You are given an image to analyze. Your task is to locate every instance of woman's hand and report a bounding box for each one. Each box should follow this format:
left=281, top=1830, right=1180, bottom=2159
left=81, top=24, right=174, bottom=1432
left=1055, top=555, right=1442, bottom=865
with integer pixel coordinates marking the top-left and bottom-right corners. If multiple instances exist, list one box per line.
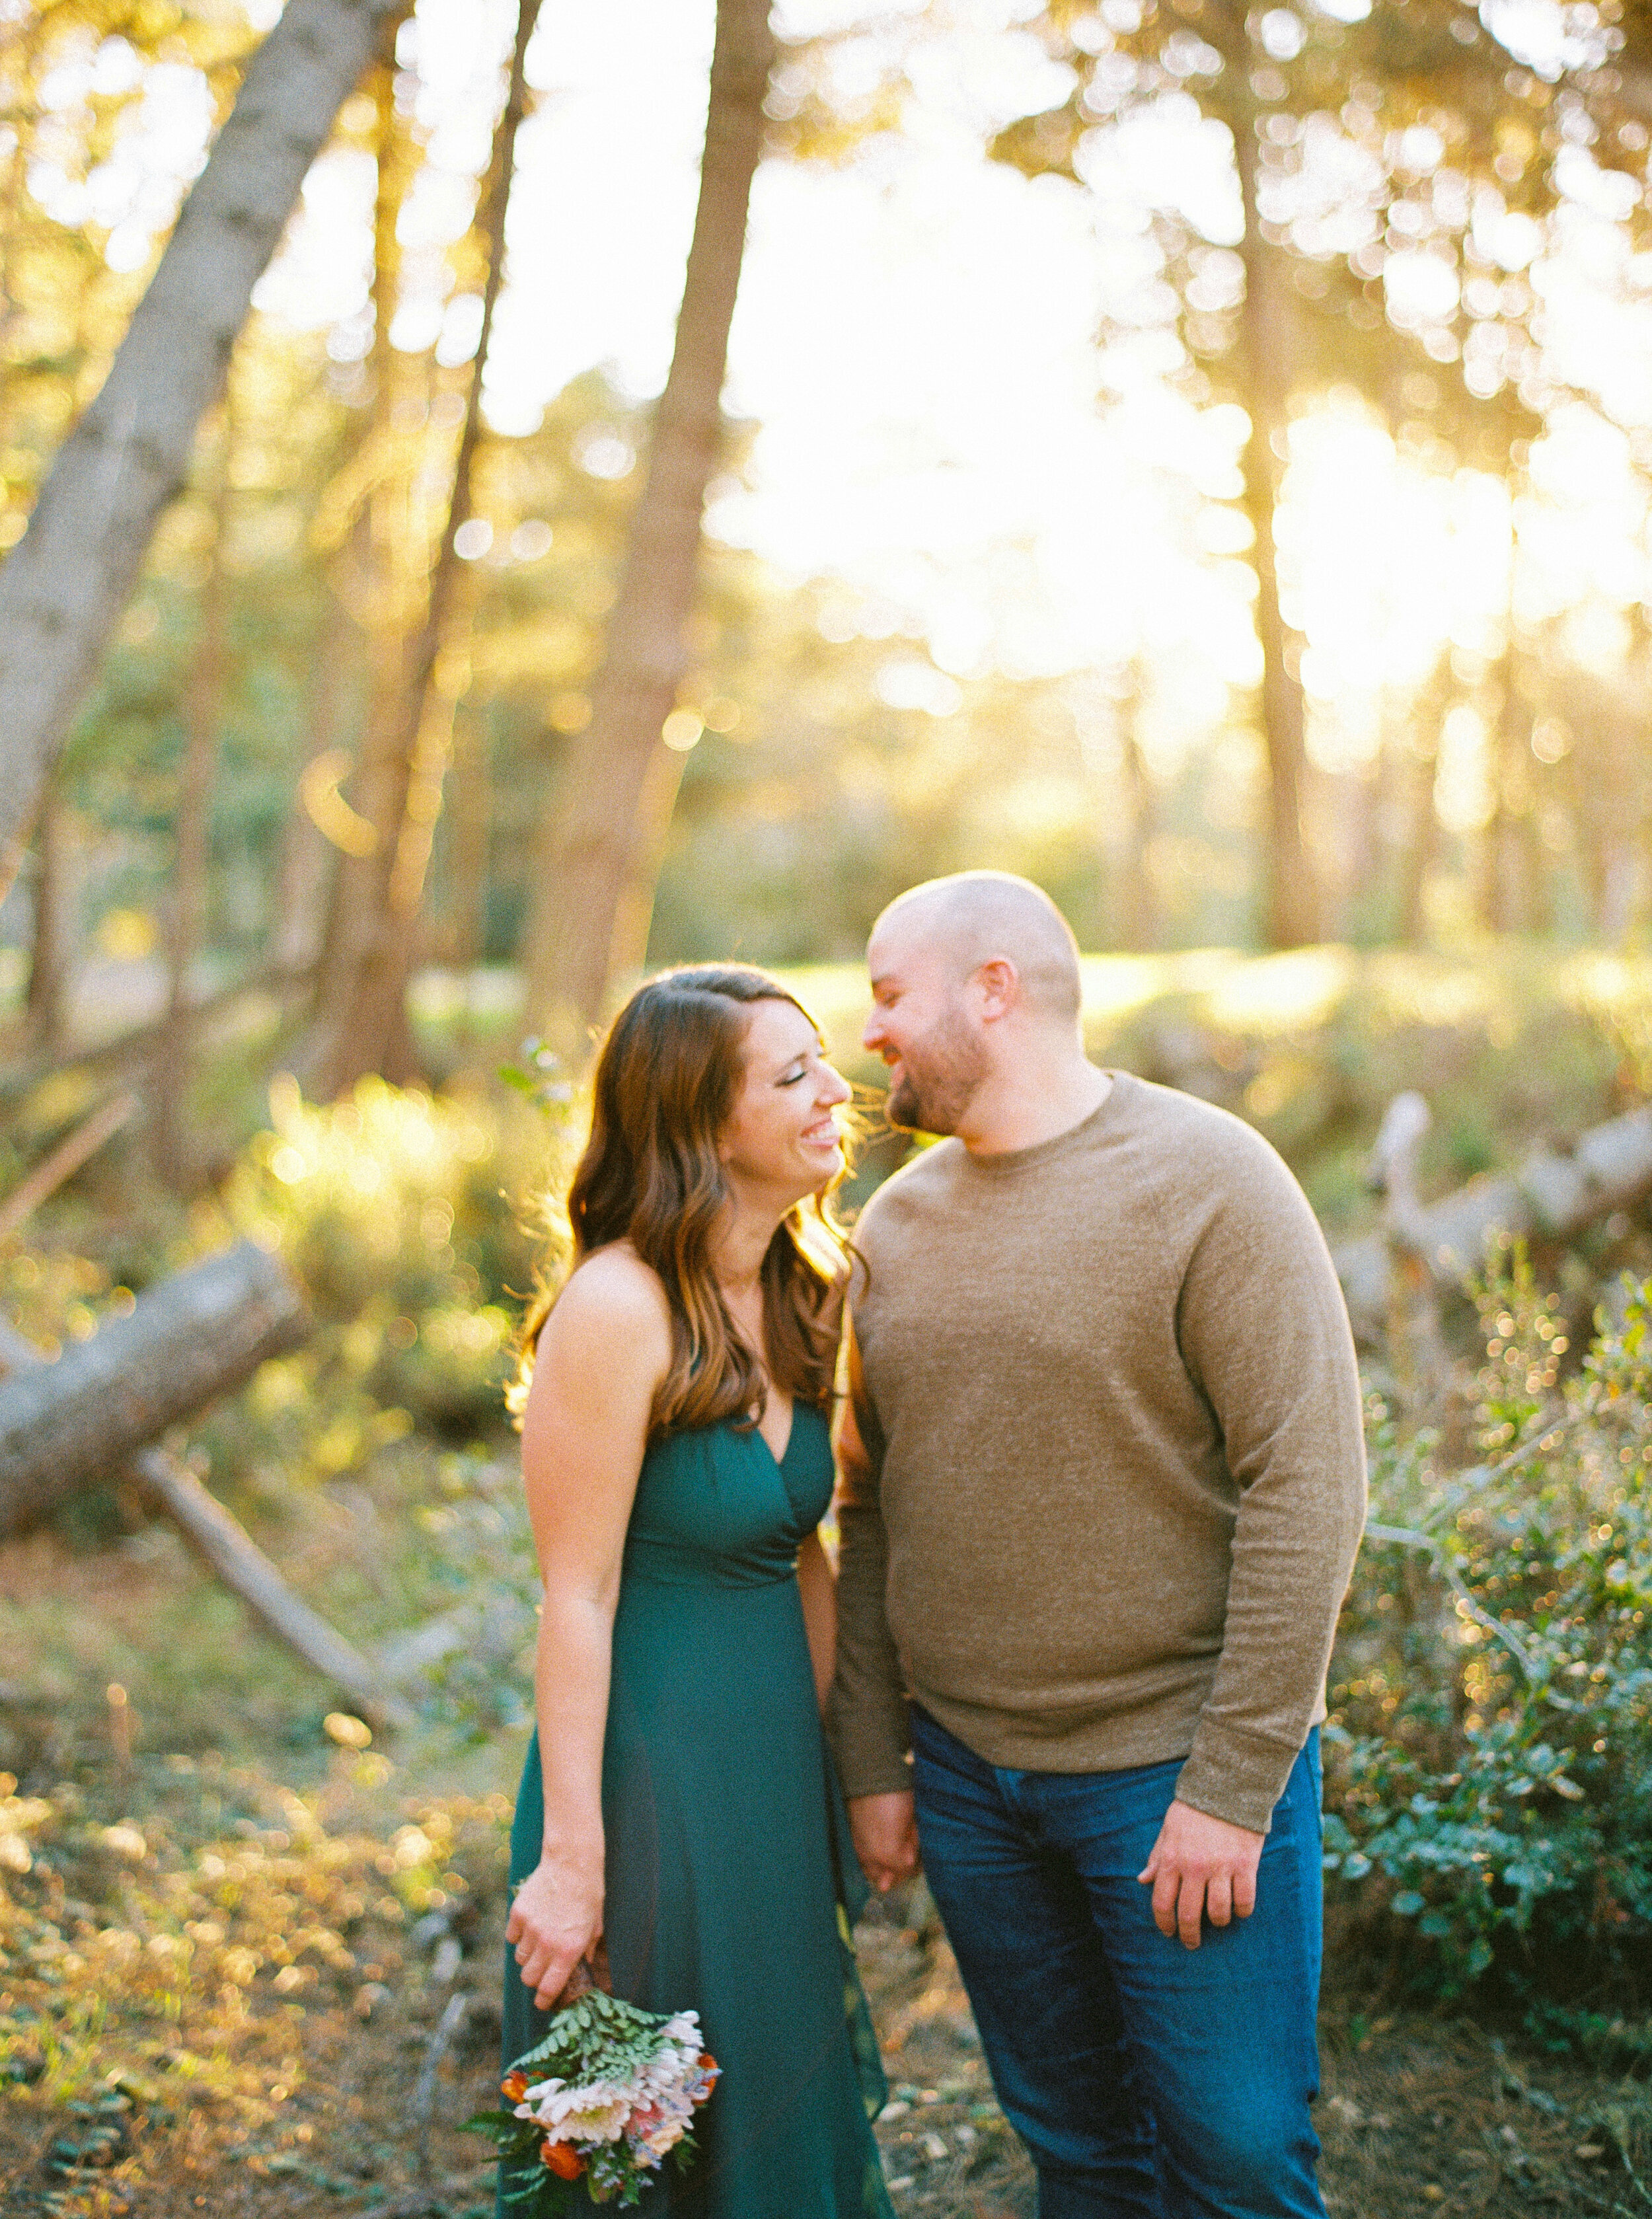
left=506, top=1848, right=605, bottom=2012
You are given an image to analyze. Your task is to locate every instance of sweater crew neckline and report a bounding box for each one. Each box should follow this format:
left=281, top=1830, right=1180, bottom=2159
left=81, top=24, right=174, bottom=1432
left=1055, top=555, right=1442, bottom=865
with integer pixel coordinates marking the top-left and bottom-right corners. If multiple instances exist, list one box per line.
left=956, top=1069, right=1131, bottom=1178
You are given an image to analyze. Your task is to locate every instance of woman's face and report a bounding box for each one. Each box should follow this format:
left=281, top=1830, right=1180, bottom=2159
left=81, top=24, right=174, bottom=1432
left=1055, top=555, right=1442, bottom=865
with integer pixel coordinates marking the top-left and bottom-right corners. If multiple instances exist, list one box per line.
left=718, top=998, right=851, bottom=1204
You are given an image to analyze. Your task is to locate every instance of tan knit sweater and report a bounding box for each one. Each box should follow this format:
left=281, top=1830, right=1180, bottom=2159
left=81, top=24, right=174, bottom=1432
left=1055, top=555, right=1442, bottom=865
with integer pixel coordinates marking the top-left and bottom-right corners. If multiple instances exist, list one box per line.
left=831, top=1072, right=1367, bottom=1836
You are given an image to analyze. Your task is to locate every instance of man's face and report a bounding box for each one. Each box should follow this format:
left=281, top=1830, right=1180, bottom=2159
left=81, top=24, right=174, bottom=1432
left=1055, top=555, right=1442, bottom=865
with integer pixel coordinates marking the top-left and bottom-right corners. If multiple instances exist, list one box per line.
left=862, top=924, right=990, bottom=1135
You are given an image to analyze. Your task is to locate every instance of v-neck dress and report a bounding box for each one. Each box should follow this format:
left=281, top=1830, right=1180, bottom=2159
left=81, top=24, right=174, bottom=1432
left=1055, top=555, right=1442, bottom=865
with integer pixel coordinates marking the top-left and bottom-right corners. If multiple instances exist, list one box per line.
left=500, top=1404, right=893, bottom=2218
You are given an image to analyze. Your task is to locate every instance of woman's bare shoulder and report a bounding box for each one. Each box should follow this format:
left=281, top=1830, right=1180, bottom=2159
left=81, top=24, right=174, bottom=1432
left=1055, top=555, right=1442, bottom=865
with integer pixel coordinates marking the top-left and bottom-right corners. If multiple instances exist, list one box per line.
left=546, top=1242, right=673, bottom=1345
left=525, top=1246, right=673, bottom=1425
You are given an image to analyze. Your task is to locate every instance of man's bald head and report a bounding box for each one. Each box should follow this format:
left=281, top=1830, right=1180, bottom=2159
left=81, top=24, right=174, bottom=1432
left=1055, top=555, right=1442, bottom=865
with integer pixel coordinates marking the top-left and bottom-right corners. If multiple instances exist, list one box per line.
left=872, top=872, right=1082, bottom=1028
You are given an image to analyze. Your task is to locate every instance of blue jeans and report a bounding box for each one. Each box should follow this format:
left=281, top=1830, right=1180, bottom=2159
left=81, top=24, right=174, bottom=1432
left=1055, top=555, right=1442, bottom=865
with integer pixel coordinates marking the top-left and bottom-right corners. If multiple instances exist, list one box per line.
left=909, top=1707, right=1326, bottom=2219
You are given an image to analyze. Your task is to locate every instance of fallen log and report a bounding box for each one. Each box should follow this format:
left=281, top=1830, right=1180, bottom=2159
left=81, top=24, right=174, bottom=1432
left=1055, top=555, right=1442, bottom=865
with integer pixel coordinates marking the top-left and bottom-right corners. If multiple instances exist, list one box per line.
left=1335, top=1102, right=1652, bottom=1343
left=133, top=1443, right=411, bottom=1731
left=0, top=1240, right=307, bottom=1533
left=0, top=1089, right=136, bottom=1244
left=0, top=1268, right=409, bottom=1730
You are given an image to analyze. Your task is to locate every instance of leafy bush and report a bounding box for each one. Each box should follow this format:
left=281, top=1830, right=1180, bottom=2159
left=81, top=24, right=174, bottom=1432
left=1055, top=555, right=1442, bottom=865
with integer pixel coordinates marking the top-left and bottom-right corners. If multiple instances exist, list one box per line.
left=406, top=1452, right=541, bottom=1742
left=215, top=1075, right=569, bottom=1491
left=1326, top=1251, right=1652, bottom=2024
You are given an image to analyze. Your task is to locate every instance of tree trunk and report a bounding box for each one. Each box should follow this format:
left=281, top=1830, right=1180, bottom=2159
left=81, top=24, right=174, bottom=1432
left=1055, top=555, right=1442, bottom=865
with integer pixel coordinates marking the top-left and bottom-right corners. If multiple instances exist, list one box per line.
left=1478, top=642, right=1536, bottom=932
left=0, top=1240, right=308, bottom=1536
left=524, top=0, right=778, bottom=1044
left=0, top=0, right=406, bottom=911
left=1119, top=720, right=1156, bottom=952
left=153, top=408, right=233, bottom=1189
left=311, top=0, right=541, bottom=1095
left=303, top=70, right=418, bottom=1092
left=1203, top=1, right=1317, bottom=950
left=1395, top=654, right=1450, bottom=944
left=24, top=782, right=68, bottom=1053
left=442, top=702, right=491, bottom=979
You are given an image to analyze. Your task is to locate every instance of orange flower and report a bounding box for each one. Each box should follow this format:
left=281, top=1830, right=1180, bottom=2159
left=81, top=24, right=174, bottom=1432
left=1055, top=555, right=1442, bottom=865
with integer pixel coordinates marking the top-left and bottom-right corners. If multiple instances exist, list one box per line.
left=698, top=2053, right=717, bottom=2074
left=541, top=2139, right=584, bottom=2179
left=502, top=2072, right=530, bottom=2103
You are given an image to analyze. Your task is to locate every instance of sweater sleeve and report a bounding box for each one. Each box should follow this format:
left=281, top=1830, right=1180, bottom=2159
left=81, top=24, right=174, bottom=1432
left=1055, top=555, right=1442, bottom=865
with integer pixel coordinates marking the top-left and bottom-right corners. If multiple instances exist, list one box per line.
left=826, top=1310, right=913, bottom=1800
left=1171, top=1133, right=1367, bottom=1834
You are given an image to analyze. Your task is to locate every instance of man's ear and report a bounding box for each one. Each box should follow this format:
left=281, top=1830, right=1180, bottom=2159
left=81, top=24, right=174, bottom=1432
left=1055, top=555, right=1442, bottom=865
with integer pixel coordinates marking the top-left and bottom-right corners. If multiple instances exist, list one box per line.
left=973, top=957, right=1018, bottom=1022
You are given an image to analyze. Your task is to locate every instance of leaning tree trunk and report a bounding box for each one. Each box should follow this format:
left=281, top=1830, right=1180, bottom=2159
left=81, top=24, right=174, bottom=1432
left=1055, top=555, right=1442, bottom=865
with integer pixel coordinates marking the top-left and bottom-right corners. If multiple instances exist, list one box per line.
left=524, top=0, right=778, bottom=1043
left=311, top=0, right=541, bottom=1096
left=153, top=405, right=233, bottom=1190
left=0, top=1240, right=307, bottom=1536
left=0, top=0, right=406, bottom=911
left=1203, top=0, right=1317, bottom=950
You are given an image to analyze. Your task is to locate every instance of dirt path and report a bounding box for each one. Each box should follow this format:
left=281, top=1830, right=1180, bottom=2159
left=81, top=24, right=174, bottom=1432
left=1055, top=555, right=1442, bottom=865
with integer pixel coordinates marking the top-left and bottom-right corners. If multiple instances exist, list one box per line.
left=855, top=1903, right=1652, bottom=2218
left=7, top=1811, right=1649, bottom=2219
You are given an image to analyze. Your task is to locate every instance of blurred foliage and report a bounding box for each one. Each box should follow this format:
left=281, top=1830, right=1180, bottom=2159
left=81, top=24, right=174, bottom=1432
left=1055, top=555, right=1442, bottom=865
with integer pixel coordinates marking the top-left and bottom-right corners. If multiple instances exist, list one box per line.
left=411, top=1450, right=540, bottom=1742
left=216, top=1073, right=569, bottom=1485
left=1326, top=1251, right=1652, bottom=2033
left=0, top=1749, right=509, bottom=2175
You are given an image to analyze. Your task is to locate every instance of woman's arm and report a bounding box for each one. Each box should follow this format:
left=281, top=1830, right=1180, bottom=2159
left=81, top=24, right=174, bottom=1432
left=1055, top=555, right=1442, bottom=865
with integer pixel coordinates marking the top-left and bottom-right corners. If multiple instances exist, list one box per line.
left=505, top=1249, right=671, bottom=2012
left=796, top=1528, right=835, bottom=1711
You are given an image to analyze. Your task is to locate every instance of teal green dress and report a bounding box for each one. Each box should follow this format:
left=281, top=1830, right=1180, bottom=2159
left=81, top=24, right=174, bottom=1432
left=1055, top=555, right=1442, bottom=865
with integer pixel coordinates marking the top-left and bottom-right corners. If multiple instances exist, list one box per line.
left=501, top=1404, right=893, bottom=2218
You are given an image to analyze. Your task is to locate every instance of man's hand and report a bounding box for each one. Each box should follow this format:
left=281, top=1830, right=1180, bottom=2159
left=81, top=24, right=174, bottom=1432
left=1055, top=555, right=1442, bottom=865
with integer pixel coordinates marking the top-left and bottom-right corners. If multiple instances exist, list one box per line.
left=848, top=1789, right=920, bottom=1893
left=1137, top=1798, right=1263, bottom=1949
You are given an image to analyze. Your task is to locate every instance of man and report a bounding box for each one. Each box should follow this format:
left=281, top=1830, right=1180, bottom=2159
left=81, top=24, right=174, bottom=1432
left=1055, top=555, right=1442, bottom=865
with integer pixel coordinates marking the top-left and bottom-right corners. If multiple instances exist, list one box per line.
left=831, top=872, right=1366, bottom=2219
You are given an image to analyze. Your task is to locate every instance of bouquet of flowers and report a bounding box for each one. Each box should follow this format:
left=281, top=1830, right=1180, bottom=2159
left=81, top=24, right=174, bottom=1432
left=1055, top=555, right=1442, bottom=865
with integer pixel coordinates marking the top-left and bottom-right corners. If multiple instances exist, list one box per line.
left=467, top=1970, right=719, bottom=2210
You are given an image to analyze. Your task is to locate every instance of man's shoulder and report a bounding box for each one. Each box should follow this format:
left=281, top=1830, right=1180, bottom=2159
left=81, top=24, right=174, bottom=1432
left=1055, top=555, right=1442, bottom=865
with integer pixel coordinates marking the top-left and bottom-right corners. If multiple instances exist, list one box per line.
left=1113, top=1072, right=1302, bottom=1193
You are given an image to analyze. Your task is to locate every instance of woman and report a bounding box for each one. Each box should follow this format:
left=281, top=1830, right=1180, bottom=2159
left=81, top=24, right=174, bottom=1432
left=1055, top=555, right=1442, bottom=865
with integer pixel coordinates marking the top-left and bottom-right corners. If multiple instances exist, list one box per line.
left=501, top=965, right=894, bottom=2217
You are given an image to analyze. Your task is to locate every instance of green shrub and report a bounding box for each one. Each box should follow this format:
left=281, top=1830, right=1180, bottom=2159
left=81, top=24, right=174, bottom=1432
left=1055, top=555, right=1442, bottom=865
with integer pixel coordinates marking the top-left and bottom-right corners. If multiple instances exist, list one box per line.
left=1327, top=1250, right=1652, bottom=2021
left=213, top=1075, right=570, bottom=1491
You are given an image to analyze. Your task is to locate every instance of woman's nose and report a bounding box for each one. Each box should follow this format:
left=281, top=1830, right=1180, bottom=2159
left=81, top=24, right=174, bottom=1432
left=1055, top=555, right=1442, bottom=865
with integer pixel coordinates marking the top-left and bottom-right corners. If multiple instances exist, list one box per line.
left=819, top=1063, right=852, bottom=1105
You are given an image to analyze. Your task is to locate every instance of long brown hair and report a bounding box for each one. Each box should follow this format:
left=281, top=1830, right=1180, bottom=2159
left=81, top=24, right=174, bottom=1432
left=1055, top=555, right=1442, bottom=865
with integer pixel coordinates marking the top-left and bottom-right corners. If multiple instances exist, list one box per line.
left=512, top=966, right=854, bottom=1437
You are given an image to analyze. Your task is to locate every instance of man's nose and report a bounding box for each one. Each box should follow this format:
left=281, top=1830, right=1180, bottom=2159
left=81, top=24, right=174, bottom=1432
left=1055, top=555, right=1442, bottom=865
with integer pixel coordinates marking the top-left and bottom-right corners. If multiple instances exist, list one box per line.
left=862, top=1008, right=885, bottom=1051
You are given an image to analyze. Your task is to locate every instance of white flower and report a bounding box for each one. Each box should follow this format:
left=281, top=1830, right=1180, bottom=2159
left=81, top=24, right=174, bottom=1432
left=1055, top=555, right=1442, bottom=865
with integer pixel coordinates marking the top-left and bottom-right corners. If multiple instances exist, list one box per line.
left=532, top=2080, right=631, bottom=2143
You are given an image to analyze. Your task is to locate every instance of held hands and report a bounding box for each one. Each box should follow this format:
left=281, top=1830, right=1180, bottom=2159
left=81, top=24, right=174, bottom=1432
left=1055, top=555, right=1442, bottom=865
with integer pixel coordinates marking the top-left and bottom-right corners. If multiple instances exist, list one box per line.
left=1137, top=1797, right=1264, bottom=1949
left=848, top=1789, right=921, bottom=1894
left=505, top=1850, right=605, bottom=2012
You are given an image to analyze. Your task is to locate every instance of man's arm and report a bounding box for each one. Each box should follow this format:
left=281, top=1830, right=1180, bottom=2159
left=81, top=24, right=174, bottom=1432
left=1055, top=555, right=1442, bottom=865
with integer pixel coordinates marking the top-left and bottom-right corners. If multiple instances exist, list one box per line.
left=831, top=1311, right=920, bottom=1891
left=1140, top=1132, right=1367, bottom=1945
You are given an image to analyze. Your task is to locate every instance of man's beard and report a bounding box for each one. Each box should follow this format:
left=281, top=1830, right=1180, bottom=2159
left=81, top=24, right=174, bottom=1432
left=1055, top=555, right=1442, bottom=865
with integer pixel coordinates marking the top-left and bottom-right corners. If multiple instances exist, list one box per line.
left=885, top=1004, right=990, bottom=1135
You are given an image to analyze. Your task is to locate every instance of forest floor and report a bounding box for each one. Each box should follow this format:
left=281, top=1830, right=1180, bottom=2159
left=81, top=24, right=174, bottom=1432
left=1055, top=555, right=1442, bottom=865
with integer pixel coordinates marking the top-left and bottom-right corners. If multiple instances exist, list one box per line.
left=3, top=1653, right=1651, bottom=2219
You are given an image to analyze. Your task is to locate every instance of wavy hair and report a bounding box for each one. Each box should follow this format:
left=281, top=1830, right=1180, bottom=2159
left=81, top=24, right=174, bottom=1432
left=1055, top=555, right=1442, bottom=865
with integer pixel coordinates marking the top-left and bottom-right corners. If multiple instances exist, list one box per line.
left=511, top=965, right=854, bottom=1437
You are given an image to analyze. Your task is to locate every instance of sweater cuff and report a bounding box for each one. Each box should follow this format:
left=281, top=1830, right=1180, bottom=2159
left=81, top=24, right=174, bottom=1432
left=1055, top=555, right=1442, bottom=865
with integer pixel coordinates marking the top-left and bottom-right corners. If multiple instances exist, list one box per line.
left=826, top=1688, right=913, bottom=1802
left=1174, top=1717, right=1302, bottom=1836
